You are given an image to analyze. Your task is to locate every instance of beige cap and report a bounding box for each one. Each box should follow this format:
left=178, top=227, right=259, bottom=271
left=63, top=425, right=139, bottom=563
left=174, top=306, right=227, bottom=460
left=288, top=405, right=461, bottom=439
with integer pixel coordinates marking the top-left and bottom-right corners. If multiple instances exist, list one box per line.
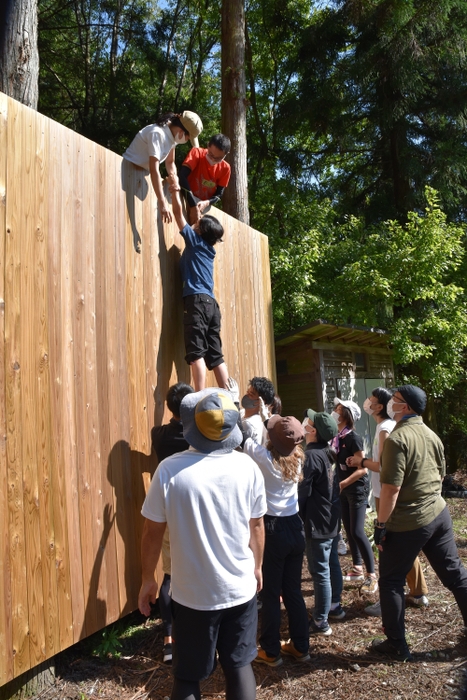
left=179, top=110, right=203, bottom=147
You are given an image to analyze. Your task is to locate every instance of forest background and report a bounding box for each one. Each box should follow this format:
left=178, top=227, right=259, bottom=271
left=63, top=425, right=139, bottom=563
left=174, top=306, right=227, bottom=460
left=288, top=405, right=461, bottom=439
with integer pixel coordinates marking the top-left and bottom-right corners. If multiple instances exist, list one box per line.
left=12, top=0, right=467, bottom=467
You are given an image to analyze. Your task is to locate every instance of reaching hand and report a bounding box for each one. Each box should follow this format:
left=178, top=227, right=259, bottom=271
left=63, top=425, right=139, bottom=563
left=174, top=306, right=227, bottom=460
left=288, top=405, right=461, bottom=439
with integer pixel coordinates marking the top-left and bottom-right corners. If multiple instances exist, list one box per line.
left=259, top=397, right=270, bottom=423
left=160, top=199, right=173, bottom=224
left=196, top=200, right=210, bottom=214
left=168, top=174, right=181, bottom=193
left=227, top=377, right=240, bottom=404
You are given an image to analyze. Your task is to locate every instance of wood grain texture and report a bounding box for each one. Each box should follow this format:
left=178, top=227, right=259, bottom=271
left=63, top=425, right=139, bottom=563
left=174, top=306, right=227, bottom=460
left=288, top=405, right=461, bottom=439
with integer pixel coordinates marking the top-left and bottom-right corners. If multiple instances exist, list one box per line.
left=0, top=90, right=14, bottom=688
left=0, top=93, right=275, bottom=687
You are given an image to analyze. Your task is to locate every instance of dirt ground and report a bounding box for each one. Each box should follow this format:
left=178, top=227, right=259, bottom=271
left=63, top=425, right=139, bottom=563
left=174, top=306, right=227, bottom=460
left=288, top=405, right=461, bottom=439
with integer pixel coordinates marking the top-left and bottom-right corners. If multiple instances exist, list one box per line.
left=31, top=498, right=467, bottom=700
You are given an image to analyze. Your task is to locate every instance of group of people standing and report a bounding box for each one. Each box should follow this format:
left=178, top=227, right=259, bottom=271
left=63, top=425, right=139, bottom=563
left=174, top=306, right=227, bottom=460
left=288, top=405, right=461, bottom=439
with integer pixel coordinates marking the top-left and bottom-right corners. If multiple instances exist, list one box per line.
left=126, top=114, right=467, bottom=700
left=139, top=374, right=467, bottom=700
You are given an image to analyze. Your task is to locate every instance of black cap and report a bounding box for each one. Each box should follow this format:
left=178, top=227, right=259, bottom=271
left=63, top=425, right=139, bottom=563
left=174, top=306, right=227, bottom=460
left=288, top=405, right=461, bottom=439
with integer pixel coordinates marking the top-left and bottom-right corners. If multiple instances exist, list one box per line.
left=394, top=385, right=427, bottom=415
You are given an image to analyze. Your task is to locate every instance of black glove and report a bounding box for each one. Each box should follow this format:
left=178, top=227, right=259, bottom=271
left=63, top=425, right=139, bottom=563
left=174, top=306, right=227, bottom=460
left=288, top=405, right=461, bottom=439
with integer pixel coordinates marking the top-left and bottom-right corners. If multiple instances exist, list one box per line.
left=374, top=523, right=387, bottom=547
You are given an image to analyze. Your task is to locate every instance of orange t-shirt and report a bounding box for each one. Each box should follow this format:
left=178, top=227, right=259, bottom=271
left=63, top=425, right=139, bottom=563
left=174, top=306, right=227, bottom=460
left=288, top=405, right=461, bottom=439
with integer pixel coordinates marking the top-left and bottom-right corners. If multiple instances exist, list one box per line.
left=183, top=148, right=231, bottom=200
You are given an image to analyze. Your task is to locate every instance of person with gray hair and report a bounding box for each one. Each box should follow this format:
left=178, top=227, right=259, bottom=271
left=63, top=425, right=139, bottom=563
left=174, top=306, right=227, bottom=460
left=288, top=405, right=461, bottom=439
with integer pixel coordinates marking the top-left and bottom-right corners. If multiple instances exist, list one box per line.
left=372, top=384, right=467, bottom=661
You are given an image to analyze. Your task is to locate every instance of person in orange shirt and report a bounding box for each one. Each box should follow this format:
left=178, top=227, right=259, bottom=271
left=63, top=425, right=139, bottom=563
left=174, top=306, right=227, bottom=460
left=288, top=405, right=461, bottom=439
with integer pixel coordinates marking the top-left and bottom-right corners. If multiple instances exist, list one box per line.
left=179, top=134, right=231, bottom=224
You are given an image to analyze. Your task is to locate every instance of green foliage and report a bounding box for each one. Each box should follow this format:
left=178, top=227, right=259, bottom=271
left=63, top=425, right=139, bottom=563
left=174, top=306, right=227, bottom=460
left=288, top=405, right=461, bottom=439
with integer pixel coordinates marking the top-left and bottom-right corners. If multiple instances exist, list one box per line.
left=280, top=0, right=467, bottom=222
left=38, top=0, right=223, bottom=155
left=93, top=625, right=123, bottom=659
left=271, top=187, right=467, bottom=394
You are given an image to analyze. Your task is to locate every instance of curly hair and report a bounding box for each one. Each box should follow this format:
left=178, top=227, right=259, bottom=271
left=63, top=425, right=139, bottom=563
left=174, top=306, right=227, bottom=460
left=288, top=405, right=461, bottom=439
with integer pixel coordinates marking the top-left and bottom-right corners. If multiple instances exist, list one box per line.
left=250, top=377, right=275, bottom=405
left=266, top=442, right=304, bottom=483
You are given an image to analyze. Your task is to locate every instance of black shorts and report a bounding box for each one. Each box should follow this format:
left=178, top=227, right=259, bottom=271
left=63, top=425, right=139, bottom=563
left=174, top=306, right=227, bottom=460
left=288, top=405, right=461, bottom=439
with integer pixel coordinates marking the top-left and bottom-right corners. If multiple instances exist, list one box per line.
left=183, top=294, right=224, bottom=369
left=171, top=595, right=258, bottom=681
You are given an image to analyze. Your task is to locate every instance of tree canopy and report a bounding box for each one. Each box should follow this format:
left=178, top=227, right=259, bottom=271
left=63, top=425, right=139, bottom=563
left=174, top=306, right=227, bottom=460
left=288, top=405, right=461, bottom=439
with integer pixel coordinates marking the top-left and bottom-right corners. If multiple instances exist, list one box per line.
left=35, top=0, right=467, bottom=461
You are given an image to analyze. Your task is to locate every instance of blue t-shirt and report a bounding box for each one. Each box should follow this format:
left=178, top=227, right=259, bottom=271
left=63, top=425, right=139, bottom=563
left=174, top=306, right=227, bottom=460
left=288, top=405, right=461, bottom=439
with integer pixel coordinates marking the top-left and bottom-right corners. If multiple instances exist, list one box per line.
left=179, top=224, right=216, bottom=297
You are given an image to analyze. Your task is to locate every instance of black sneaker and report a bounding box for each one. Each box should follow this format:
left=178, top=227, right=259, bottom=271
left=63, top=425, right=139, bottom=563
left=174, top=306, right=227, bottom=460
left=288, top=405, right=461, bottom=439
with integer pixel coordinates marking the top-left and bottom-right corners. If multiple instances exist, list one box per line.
left=371, top=637, right=413, bottom=662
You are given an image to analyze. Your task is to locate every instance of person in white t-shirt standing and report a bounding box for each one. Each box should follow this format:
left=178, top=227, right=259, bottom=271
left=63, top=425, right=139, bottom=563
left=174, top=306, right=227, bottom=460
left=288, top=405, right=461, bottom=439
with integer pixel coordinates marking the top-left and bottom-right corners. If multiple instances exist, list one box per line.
left=138, top=387, right=266, bottom=700
left=347, top=387, right=429, bottom=615
left=123, top=111, right=203, bottom=225
left=240, top=376, right=275, bottom=446
left=244, top=416, right=309, bottom=666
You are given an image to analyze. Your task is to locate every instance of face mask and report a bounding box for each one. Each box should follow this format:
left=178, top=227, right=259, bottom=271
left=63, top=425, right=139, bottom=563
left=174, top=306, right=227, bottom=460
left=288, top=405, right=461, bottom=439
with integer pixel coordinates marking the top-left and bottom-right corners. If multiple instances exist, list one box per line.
left=363, top=398, right=374, bottom=415
left=387, top=398, right=405, bottom=420
left=331, top=410, right=340, bottom=423
left=241, top=395, right=257, bottom=409
left=175, top=132, right=189, bottom=144
left=206, top=153, right=216, bottom=166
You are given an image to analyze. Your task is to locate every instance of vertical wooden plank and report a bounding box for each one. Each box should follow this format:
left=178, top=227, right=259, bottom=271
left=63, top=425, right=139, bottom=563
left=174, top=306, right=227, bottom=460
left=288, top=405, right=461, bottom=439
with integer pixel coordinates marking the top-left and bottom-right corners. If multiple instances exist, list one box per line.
left=46, top=118, right=74, bottom=651
left=259, top=232, right=276, bottom=383
left=83, top=138, right=105, bottom=635
left=19, top=102, right=47, bottom=669
left=125, top=165, right=148, bottom=453
left=71, top=130, right=97, bottom=639
left=33, top=110, right=59, bottom=661
left=58, top=125, right=85, bottom=645
left=0, top=91, right=14, bottom=687
left=113, top=156, right=137, bottom=614
left=94, top=145, right=120, bottom=625
left=217, top=212, right=240, bottom=384
left=5, top=97, right=30, bottom=679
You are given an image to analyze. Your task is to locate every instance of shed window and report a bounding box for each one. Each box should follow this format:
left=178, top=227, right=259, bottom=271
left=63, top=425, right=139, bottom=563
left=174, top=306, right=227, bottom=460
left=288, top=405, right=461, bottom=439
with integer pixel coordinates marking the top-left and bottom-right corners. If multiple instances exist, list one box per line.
left=355, top=353, right=366, bottom=370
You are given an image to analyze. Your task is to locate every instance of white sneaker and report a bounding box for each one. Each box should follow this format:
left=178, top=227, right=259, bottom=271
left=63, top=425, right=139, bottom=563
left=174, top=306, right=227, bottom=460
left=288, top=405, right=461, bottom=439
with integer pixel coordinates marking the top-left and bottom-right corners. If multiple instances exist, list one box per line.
left=406, top=594, right=429, bottom=607
left=364, top=601, right=381, bottom=617
left=337, top=538, right=347, bottom=556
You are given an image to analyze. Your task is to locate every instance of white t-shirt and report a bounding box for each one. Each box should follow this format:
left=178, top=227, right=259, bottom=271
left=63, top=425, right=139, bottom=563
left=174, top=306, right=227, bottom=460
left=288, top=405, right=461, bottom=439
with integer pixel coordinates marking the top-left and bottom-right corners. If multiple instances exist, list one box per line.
left=142, top=448, right=267, bottom=610
left=241, top=412, right=268, bottom=446
left=123, top=123, right=176, bottom=170
left=243, top=439, right=300, bottom=517
left=371, top=418, right=396, bottom=498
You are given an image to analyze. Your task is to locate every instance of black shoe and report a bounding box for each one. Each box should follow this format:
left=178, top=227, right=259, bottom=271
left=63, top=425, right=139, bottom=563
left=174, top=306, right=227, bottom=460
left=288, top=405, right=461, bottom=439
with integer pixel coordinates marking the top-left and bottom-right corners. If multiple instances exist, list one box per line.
left=371, top=637, right=413, bottom=662
left=163, top=643, right=173, bottom=664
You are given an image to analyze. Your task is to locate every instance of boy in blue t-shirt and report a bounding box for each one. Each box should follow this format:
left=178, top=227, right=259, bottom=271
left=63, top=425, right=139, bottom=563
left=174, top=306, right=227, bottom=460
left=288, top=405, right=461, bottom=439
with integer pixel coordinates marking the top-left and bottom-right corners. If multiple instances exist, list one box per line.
left=169, top=174, right=229, bottom=391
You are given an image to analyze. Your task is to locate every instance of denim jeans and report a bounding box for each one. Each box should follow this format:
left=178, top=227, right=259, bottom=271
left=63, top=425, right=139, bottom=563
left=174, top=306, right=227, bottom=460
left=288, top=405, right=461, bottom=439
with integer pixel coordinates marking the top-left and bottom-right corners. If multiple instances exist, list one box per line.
left=305, top=535, right=343, bottom=623
left=380, top=506, right=467, bottom=640
left=261, top=513, right=309, bottom=656
left=330, top=534, right=343, bottom=605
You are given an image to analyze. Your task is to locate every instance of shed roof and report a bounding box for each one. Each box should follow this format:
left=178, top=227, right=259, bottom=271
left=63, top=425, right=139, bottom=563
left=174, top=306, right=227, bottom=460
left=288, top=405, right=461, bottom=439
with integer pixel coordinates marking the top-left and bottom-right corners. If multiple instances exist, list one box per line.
left=275, top=319, right=391, bottom=349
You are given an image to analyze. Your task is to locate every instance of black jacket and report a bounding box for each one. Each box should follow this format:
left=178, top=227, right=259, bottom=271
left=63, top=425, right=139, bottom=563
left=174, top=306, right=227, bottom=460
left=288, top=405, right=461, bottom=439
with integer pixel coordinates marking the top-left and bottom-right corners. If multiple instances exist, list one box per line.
left=298, top=442, right=340, bottom=539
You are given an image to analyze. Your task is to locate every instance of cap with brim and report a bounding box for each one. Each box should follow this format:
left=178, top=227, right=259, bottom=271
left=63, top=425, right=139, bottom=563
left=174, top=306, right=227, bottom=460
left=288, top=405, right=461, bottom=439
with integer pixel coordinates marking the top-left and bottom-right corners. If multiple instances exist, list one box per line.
left=180, top=110, right=203, bottom=147
left=394, top=384, right=427, bottom=415
left=306, top=408, right=338, bottom=443
left=267, top=414, right=304, bottom=456
left=333, top=397, right=361, bottom=422
left=180, top=388, right=241, bottom=454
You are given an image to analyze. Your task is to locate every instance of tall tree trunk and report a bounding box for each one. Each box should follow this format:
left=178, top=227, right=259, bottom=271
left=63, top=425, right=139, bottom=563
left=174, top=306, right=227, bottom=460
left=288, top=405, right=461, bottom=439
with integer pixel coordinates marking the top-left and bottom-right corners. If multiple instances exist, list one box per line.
left=0, top=0, right=39, bottom=108
left=221, top=0, right=249, bottom=224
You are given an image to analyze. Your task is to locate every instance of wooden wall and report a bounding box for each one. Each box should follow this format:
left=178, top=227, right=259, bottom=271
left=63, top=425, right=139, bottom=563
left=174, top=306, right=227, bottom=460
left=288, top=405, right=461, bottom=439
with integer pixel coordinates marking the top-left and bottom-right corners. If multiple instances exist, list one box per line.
left=0, top=93, right=275, bottom=686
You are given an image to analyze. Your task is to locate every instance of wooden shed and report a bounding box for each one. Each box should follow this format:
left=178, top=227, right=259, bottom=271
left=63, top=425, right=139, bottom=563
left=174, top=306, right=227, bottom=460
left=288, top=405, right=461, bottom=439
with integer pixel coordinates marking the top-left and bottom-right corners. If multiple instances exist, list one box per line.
left=275, top=320, right=394, bottom=455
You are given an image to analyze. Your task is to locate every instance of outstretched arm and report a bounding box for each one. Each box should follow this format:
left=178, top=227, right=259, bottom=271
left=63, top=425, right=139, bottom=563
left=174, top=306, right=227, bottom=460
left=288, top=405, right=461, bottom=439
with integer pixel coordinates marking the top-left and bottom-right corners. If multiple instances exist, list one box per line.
left=149, top=156, right=173, bottom=224
left=138, top=519, right=166, bottom=616
left=168, top=173, right=188, bottom=231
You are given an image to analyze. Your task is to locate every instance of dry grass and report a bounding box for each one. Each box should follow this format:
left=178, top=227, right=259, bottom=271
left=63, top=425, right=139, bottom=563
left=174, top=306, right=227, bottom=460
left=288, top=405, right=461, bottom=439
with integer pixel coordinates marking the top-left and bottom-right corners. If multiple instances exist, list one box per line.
left=32, top=500, right=467, bottom=700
